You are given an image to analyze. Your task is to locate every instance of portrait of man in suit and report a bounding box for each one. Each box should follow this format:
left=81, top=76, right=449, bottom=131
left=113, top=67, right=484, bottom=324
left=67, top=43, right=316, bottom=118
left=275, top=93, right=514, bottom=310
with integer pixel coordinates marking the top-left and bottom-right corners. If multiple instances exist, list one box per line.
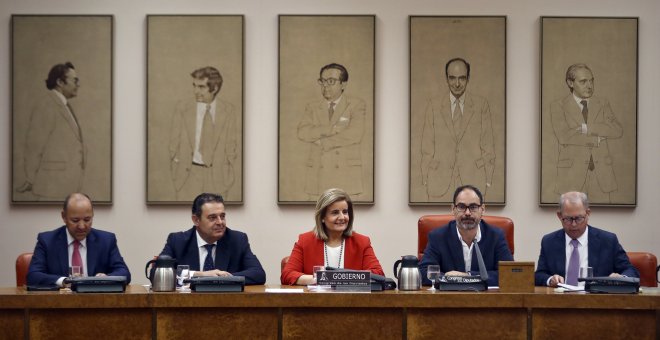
left=297, top=63, right=366, bottom=199
left=278, top=15, right=374, bottom=204
left=17, top=62, right=86, bottom=201
left=540, top=17, right=637, bottom=206
left=550, top=63, right=623, bottom=203
left=420, top=58, right=496, bottom=202
left=168, top=66, right=239, bottom=201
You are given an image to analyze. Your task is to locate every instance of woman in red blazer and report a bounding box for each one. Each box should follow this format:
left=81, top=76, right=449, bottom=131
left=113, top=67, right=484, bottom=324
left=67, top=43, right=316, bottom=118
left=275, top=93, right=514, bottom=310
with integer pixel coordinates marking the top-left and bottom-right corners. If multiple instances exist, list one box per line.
left=281, top=188, right=384, bottom=285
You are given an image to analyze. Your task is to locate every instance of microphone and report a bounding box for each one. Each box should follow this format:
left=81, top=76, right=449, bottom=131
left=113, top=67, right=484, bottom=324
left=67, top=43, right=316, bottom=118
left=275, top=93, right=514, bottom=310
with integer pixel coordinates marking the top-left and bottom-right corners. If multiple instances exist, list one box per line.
left=473, top=238, right=489, bottom=282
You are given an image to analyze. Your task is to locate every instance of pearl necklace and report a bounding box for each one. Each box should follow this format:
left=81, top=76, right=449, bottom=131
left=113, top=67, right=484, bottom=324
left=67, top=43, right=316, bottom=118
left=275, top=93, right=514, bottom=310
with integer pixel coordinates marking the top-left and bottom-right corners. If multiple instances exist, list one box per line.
left=324, top=239, right=344, bottom=268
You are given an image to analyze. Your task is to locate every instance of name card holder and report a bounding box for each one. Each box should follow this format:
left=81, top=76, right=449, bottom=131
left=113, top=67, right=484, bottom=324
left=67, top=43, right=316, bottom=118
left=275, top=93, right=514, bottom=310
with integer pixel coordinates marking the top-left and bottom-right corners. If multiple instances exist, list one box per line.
left=317, top=270, right=371, bottom=292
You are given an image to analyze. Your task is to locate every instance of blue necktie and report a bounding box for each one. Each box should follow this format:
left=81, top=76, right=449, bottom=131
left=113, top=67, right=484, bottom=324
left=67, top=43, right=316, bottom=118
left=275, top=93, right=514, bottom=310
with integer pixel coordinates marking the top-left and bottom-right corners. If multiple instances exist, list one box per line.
left=566, top=239, right=580, bottom=286
left=203, top=244, right=215, bottom=271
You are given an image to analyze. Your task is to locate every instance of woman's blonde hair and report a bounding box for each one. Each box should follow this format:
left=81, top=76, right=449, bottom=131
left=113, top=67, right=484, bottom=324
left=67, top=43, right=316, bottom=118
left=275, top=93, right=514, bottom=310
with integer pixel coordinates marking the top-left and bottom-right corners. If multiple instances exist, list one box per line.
left=313, top=188, right=354, bottom=241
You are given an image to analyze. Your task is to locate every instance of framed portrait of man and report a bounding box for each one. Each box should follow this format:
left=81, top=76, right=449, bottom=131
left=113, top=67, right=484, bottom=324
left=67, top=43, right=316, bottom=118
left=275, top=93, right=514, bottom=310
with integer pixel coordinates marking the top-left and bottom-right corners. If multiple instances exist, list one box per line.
left=409, top=16, right=506, bottom=205
left=147, top=15, right=244, bottom=204
left=540, top=17, right=638, bottom=206
left=278, top=15, right=375, bottom=204
left=12, top=15, right=113, bottom=204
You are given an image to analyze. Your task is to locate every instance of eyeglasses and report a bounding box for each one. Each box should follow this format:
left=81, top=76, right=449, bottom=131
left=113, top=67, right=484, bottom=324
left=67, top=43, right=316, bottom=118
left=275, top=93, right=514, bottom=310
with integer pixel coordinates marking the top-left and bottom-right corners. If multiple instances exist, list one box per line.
left=454, top=203, right=482, bottom=213
left=318, top=78, right=341, bottom=86
left=561, top=216, right=586, bottom=224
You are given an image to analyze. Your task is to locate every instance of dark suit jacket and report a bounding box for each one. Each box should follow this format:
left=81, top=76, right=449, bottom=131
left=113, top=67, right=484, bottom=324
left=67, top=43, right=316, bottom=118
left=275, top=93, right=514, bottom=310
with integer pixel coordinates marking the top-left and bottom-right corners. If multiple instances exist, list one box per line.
left=534, top=226, right=639, bottom=286
left=27, top=226, right=131, bottom=286
left=159, top=227, right=266, bottom=285
left=418, top=220, right=513, bottom=286
left=280, top=231, right=384, bottom=285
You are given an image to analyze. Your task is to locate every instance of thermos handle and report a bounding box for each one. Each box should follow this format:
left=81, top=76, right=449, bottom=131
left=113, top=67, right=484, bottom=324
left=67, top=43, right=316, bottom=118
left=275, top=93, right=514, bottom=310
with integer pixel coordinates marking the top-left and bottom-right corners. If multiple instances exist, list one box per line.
left=145, top=259, right=156, bottom=280
left=393, top=260, right=401, bottom=279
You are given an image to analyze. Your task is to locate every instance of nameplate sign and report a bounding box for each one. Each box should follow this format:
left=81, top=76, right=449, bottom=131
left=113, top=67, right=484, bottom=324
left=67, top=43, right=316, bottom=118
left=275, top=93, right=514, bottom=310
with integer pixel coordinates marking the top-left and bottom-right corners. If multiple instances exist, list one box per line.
left=317, top=270, right=371, bottom=287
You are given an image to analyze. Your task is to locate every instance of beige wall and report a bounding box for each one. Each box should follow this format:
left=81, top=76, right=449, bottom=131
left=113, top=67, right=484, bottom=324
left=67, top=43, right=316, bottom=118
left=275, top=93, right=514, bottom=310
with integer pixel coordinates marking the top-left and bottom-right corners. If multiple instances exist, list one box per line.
left=1, top=0, right=658, bottom=286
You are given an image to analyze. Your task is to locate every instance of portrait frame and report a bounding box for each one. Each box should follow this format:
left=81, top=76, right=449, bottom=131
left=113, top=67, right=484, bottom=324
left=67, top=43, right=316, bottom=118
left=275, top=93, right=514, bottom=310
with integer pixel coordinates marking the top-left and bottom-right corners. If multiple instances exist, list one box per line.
left=146, top=15, right=244, bottom=204
left=540, top=17, right=638, bottom=207
left=409, top=16, right=507, bottom=206
left=11, top=15, right=114, bottom=205
left=278, top=15, right=375, bottom=204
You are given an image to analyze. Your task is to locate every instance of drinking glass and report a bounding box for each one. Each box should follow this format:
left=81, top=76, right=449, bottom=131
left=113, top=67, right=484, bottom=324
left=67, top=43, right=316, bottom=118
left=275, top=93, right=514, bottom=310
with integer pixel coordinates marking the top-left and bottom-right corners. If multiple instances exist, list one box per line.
left=176, top=265, right=190, bottom=290
left=312, top=265, right=325, bottom=284
left=579, top=266, right=593, bottom=278
left=427, top=265, right=440, bottom=291
left=69, top=266, right=82, bottom=279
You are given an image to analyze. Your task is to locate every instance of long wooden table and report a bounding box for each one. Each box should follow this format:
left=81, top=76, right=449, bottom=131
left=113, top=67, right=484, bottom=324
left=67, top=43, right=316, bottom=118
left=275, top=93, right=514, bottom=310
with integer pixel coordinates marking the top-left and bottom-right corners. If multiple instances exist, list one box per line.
left=0, top=285, right=658, bottom=339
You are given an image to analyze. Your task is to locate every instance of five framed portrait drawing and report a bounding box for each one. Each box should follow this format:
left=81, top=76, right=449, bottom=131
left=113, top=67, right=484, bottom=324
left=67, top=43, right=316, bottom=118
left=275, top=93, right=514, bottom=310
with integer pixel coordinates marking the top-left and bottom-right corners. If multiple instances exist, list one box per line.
left=10, top=15, right=638, bottom=207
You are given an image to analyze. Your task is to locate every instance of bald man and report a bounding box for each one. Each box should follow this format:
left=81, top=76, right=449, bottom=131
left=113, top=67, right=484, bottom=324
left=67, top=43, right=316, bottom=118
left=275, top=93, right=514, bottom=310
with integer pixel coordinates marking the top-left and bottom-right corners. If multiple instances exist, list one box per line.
left=27, top=193, right=131, bottom=287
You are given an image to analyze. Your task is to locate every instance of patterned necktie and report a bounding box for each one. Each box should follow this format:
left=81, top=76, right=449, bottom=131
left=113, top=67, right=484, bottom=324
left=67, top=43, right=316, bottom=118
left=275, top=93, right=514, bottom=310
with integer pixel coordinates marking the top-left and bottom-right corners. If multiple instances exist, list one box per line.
left=329, top=102, right=335, bottom=121
left=72, top=240, right=83, bottom=275
left=566, top=239, right=580, bottom=286
left=199, top=105, right=214, bottom=165
left=203, top=244, right=215, bottom=271
left=581, top=100, right=595, bottom=171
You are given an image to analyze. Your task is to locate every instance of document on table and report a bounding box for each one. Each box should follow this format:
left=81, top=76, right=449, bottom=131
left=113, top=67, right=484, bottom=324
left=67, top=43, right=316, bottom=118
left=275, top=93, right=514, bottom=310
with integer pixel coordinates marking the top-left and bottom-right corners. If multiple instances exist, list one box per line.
left=265, top=288, right=304, bottom=293
left=556, top=283, right=584, bottom=291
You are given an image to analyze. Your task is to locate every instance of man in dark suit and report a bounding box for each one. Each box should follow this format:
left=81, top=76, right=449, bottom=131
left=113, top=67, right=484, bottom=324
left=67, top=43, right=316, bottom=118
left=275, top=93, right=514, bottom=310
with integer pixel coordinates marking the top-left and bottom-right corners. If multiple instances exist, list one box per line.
left=535, top=191, right=638, bottom=287
left=418, top=185, right=513, bottom=286
left=27, top=193, right=131, bottom=286
left=169, top=66, right=239, bottom=201
left=297, top=63, right=366, bottom=198
left=158, top=193, right=265, bottom=285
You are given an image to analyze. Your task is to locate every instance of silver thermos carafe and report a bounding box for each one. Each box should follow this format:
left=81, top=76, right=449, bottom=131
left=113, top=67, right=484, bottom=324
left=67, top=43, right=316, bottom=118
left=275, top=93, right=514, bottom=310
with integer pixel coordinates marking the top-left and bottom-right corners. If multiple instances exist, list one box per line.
left=393, top=255, right=422, bottom=290
left=144, top=255, right=176, bottom=292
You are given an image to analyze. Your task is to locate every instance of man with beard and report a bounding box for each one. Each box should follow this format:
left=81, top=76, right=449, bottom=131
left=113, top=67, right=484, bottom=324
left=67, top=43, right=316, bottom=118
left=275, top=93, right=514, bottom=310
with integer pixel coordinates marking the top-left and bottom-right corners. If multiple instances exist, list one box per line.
left=155, top=193, right=265, bottom=284
left=418, top=185, right=513, bottom=286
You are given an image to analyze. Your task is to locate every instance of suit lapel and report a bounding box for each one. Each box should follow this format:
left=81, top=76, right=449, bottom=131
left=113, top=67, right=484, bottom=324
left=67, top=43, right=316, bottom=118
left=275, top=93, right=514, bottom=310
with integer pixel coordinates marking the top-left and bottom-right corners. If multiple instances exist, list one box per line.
left=56, top=227, right=69, bottom=275
left=447, top=223, right=466, bottom=272
left=330, top=97, right=349, bottom=126
left=187, top=230, right=202, bottom=271
left=185, top=104, right=197, bottom=151
left=586, top=98, right=602, bottom=125
left=215, top=232, right=230, bottom=271
left=587, top=226, right=600, bottom=272
left=439, top=96, right=457, bottom=140
left=564, top=95, right=584, bottom=125
left=553, top=232, right=566, bottom=276
left=209, top=101, right=225, bottom=154
left=86, top=231, right=97, bottom=275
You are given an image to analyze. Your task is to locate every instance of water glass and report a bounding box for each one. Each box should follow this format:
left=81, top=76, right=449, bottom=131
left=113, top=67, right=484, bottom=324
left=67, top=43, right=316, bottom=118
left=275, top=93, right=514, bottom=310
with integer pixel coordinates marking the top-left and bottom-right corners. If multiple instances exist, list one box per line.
left=176, top=265, right=190, bottom=289
left=427, top=265, right=440, bottom=291
left=69, top=266, right=82, bottom=279
left=579, top=266, right=593, bottom=278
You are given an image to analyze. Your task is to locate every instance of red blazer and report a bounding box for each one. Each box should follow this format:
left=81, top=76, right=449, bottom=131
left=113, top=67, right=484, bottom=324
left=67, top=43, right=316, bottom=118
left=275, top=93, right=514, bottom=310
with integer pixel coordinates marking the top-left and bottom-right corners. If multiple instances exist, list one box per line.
left=281, top=231, right=384, bottom=285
